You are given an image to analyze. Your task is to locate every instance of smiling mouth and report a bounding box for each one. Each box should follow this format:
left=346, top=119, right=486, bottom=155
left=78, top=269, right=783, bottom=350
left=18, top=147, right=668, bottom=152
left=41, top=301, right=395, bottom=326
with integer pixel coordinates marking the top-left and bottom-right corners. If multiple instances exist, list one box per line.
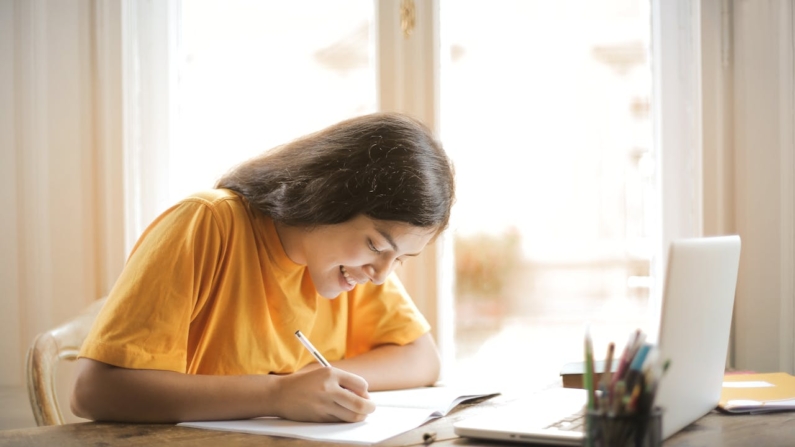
left=340, top=266, right=360, bottom=286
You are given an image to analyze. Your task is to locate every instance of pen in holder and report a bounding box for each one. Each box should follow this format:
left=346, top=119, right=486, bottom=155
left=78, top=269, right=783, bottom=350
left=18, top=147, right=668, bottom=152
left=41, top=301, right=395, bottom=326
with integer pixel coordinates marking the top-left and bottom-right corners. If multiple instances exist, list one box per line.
left=583, top=328, right=669, bottom=447
left=585, top=407, right=663, bottom=447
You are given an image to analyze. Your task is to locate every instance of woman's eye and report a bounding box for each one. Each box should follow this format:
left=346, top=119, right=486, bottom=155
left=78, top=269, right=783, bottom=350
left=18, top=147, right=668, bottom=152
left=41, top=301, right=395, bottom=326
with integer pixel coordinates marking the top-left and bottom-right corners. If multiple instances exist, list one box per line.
left=368, top=240, right=382, bottom=254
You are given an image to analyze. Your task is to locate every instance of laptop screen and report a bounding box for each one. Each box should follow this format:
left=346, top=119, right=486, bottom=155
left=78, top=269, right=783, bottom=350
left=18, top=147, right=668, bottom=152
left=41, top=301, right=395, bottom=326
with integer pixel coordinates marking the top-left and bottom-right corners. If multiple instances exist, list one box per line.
left=653, top=235, right=741, bottom=438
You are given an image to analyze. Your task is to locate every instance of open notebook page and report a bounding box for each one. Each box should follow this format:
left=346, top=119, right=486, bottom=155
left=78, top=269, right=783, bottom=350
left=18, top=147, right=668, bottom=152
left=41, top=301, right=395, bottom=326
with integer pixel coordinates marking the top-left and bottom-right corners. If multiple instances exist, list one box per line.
left=178, top=386, right=499, bottom=445
left=369, top=386, right=500, bottom=415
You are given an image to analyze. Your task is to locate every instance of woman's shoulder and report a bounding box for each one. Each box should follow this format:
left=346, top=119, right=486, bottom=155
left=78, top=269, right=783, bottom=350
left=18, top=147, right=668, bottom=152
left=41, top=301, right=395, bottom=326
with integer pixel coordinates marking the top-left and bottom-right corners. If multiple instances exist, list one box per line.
left=165, top=189, right=254, bottom=228
left=181, top=188, right=244, bottom=206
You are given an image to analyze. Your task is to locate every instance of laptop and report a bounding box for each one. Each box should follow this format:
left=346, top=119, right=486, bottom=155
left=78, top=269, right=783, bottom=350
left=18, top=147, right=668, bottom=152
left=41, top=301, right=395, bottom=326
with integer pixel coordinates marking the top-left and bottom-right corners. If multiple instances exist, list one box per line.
left=453, top=235, right=742, bottom=445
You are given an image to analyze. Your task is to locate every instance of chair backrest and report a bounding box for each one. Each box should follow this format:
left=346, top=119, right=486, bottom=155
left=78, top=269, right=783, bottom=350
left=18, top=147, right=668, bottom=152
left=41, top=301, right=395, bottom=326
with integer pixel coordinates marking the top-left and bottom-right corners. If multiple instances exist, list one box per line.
left=26, top=297, right=107, bottom=426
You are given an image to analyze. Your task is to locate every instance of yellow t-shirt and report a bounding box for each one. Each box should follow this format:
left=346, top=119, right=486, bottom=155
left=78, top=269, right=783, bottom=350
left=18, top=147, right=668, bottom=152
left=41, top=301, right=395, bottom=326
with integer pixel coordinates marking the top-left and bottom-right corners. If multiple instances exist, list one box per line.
left=79, top=189, right=430, bottom=375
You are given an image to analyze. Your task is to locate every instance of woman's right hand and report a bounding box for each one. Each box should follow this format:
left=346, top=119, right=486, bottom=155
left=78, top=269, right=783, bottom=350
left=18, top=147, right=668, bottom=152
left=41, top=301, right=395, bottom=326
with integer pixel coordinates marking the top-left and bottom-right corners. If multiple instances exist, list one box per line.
left=272, top=367, right=376, bottom=422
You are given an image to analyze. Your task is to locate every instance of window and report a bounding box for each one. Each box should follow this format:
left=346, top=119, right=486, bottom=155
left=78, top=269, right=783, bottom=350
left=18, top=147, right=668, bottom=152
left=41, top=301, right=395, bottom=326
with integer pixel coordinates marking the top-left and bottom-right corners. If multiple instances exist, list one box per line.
left=171, top=0, right=377, bottom=203
left=131, top=0, right=729, bottom=384
left=440, top=0, right=655, bottom=389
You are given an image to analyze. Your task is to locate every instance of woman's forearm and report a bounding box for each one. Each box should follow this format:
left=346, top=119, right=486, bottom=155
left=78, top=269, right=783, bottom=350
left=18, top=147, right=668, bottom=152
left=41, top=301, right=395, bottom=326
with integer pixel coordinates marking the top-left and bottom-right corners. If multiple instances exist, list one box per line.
left=71, top=358, right=375, bottom=423
left=71, top=358, right=280, bottom=423
left=331, top=333, right=441, bottom=391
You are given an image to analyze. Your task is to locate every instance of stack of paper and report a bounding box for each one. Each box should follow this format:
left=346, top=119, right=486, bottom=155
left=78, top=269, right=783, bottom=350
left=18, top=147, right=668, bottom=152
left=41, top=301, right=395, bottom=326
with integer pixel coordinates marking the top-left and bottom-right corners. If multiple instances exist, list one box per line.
left=718, top=372, right=795, bottom=414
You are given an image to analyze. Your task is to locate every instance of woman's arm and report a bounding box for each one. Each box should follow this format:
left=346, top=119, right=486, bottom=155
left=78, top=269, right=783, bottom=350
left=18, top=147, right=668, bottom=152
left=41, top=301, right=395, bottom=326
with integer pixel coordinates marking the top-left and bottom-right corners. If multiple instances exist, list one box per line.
left=70, top=358, right=375, bottom=423
left=323, top=333, right=441, bottom=391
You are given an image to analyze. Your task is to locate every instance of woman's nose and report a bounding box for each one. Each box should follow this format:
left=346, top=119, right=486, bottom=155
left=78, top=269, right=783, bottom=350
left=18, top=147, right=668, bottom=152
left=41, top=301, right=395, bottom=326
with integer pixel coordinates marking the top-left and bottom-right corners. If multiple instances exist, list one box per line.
left=363, top=259, right=393, bottom=285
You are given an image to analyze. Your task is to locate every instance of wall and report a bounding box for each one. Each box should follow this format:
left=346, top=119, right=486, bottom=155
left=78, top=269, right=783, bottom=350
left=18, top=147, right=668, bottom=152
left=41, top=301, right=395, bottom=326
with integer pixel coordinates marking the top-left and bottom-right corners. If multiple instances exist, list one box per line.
left=0, top=0, right=125, bottom=390
left=732, top=0, right=795, bottom=373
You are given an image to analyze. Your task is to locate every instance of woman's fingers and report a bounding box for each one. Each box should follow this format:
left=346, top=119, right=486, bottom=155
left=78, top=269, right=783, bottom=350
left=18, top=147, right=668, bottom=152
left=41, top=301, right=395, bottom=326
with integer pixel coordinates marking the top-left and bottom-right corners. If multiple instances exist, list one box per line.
left=274, top=367, right=375, bottom=422
left=331, top=374, right=376, bottom=417
left=336, top=369, right=371, bottom=399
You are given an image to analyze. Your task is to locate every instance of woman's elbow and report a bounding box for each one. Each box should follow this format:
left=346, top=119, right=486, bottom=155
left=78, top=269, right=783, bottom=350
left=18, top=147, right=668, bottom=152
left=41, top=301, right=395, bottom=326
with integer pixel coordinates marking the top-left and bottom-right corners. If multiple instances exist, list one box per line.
left=415, top=334, right=442, bottom=386
left=70, top=383, right=91, bottom=420
left=70, top=358, right=109, bottom=421
left=425, top=349, right=441, bottom=385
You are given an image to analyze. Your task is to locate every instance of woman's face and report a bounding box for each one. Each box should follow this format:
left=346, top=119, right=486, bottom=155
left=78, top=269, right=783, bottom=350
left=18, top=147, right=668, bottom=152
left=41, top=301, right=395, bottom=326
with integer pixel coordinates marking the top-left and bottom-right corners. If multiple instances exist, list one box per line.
left=293, top=215, right=435, bottom=298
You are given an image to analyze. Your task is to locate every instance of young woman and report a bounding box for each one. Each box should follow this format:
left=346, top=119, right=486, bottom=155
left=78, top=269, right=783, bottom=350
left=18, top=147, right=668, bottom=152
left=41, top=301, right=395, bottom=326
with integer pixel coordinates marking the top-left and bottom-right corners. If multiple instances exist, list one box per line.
left=71, top=112, right=456, bottom=424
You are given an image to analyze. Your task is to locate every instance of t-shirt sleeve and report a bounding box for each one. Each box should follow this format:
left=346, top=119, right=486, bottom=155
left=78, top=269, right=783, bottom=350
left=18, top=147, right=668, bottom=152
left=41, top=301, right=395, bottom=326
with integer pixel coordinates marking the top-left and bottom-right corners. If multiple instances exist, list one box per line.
left=79, top=198, right=225, bottom=372
left=345, top=273, right=431, bottom=359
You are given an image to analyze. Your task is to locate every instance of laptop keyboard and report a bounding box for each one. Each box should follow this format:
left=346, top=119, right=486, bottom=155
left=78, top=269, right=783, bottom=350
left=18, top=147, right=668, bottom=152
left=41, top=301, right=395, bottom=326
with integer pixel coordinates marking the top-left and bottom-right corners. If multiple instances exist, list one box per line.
left=544, top=409, right=586, bottom=432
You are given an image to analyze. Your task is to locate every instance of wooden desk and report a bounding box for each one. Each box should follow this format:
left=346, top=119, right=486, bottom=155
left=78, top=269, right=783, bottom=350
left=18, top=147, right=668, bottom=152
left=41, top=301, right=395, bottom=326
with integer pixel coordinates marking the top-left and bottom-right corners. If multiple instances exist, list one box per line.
left=3, top=393, right=795, bottom=447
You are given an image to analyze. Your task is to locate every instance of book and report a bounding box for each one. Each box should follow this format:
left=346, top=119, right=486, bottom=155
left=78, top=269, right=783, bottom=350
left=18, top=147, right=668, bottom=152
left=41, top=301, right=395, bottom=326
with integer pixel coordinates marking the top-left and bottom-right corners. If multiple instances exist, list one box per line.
left=718, top=372, right=795, bottom=414
left=178, top=386, right=500, bottom=445
left=559, top=359, right=620, bottom=389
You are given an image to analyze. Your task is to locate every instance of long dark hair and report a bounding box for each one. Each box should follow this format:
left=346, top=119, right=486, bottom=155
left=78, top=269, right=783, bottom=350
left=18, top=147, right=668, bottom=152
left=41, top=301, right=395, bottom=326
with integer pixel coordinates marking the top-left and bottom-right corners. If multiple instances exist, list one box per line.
left=216, top=112, right=455, bottom=233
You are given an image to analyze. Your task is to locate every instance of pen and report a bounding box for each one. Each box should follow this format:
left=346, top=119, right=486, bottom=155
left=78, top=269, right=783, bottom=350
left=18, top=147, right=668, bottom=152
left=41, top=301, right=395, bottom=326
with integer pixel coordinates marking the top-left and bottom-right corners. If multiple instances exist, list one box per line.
left=295, top=330, right=331, bottom=367
left=611, top=329, right=640, bottom=388
left=623, top=342, right=652, bottom=392
left=584, top=326, right=596, bottom=411
left=612, top=380, right=626, bottom=415
left=641, top=358, right=670, bottom=413
left=600, top=342, right=615, bottom=409
left=583, top=326, right=595, bottom=447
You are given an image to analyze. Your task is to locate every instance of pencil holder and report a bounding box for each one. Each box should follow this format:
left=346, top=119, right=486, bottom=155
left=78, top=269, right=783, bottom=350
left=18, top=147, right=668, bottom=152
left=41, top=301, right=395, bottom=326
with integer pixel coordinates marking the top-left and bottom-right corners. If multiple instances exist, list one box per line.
left=584, top=407, right=662, bottom=447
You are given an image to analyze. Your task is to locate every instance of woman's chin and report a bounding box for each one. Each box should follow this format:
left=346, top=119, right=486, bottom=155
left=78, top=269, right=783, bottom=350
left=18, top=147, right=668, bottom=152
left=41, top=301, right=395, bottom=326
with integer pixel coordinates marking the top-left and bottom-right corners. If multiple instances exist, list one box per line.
left=316, top=285, right=344, bottom=299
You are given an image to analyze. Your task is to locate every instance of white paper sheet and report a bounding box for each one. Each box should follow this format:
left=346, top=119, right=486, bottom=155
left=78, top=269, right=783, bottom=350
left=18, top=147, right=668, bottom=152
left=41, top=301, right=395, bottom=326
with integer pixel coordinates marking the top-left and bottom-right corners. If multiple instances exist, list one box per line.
left=179, top=406, right=437, bottom=445
left=178, top=386, right=500, bottom=444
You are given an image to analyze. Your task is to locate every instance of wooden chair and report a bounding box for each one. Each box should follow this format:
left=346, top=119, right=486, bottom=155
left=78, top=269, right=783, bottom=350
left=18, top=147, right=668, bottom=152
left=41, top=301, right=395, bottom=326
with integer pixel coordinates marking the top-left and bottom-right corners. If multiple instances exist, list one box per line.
left=26, top=297, right=107, bottom=426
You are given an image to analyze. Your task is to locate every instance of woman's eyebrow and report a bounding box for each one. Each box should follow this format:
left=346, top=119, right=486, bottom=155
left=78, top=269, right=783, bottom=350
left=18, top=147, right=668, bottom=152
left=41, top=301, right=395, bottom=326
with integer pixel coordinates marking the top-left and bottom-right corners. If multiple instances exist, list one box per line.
left=376, top=228, right=399, bottom=251
left=375, top=228, right=421, bottom=257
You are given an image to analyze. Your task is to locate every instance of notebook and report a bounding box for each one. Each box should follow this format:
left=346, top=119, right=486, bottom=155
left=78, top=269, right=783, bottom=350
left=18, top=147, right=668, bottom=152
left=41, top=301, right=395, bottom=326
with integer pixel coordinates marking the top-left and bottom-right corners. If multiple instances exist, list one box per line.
left=453, top=235, right=742, bottom=445
left=179, top=385, right=499, bottom=444
left=719, top=372, right=795, bottom=414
